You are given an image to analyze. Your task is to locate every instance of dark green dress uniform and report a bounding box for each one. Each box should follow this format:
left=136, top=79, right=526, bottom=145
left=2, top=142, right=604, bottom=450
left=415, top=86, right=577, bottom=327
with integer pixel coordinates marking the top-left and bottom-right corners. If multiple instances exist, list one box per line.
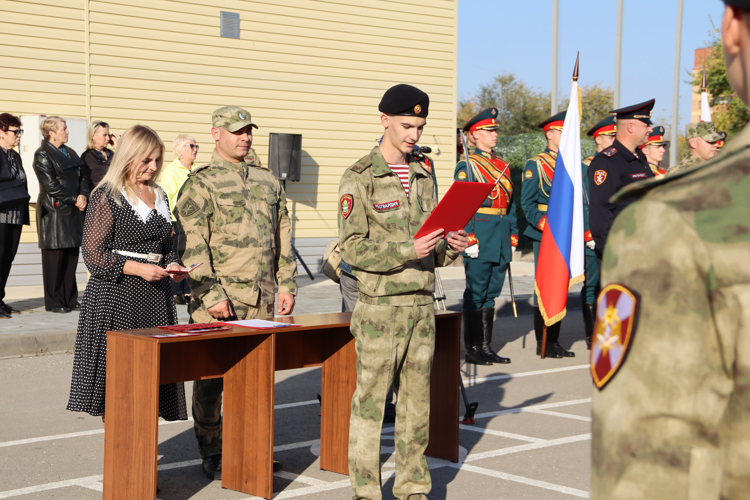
left=581, top=116, right=616, bottom=348
left=522, top=110, right=574, bottom=358
left=455, top=108, right=518, bottom=365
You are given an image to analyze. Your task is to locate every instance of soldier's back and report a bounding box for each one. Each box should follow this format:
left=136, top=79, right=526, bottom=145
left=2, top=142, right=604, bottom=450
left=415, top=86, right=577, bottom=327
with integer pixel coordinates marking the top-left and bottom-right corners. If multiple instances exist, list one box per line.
left=591, top=124, right=750, bottom=499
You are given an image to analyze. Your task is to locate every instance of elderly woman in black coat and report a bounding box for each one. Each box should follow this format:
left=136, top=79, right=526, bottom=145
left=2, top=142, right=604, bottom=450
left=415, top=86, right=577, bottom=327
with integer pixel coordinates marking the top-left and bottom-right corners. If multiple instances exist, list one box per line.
left=33, top=116, right=89, bottom=313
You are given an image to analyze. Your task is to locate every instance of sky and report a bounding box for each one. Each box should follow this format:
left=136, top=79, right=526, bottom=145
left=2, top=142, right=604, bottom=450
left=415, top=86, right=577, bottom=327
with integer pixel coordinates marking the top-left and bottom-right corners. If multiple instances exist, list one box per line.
left=457, top=0, right=726, bottom=134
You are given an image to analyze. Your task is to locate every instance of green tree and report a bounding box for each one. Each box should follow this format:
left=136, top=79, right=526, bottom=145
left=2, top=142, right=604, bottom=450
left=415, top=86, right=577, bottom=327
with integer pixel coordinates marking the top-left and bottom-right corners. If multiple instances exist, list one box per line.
left=693, top=24, right=749, bottom=136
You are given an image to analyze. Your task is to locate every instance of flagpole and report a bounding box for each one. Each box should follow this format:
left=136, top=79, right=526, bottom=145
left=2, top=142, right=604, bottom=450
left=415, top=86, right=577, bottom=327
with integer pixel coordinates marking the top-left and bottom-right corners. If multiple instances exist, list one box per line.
left=551, top=0, right=559, bottom=114
left=671, top=0, right=684, bottom=169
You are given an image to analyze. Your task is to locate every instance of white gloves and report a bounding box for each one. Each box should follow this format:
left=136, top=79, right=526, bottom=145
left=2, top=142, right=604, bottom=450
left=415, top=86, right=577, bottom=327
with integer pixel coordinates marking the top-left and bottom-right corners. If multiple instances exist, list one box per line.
left=586, top=240, right=596, bottom=251
left=465, top=244, right=479, bottom=259
left=511, top=246, right=517, bottom=254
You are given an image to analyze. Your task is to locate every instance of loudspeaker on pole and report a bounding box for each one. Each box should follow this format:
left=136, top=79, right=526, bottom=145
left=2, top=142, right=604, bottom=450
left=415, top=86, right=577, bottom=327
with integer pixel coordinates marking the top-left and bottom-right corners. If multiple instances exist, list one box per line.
left=268, top=133, right=302, bottom=182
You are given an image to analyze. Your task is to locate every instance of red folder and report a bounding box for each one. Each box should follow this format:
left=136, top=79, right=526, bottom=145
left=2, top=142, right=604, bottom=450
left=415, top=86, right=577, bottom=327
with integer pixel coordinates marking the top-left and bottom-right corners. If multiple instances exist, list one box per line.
left=414, top=181, right=497, bottom=239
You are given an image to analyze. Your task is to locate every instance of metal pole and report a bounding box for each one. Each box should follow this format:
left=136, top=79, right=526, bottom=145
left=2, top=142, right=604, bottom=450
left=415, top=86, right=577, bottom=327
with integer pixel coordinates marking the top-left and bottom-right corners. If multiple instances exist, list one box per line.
left=551, top=0, right=559, bottom=114
left=614, top=0, right=624, bottom=108
left=671, top=0, right=685, bottom=169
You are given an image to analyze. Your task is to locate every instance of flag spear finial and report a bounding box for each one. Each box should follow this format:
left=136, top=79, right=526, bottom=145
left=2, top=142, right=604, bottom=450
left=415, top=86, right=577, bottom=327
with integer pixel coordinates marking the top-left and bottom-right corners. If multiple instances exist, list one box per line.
left=701, top=67, right=707, bottom=92
left=572, top=52, right=579, bottom=82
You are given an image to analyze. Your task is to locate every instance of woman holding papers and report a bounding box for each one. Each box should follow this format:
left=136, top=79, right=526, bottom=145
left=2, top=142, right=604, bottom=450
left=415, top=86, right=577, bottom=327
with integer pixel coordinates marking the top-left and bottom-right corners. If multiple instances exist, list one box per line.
left=66, top=125, right=189, bottom=422
left=455, top=108, right=518, bottom=365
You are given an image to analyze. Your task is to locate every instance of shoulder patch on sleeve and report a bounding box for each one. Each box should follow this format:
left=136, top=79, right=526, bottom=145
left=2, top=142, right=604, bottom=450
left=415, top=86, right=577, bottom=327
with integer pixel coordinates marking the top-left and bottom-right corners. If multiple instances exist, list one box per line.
left=524, top=170, right=534, bottom=180
left=594, top=170, right=607, bottom=186
left=602, top=147, right=618, bottom=157
left=457, top=171, right=467, bottom=180
left=340, top=194, right=354, bottom=219
left=591, top=284, right=640, bottom=390
left=179, top=198, right=201, bottom=219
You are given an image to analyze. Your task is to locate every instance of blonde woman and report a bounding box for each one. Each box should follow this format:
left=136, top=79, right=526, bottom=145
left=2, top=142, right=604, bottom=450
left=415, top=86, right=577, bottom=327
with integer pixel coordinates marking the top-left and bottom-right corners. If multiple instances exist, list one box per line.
left=67, top=124, right=188, bottom=422
left=158, top=134, right=197, bottom=303
left=81, top=120, right=119, bottom=191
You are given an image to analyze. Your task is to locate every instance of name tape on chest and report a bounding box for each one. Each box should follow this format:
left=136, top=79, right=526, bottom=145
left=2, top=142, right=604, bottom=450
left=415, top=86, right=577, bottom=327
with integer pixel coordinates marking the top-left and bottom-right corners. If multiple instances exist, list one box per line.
left=594, top=170, right=607, bottom=186
left=373, top=200, right=401, bottom=211
left=629, top=172, right=648, bottom=180
left=591, top=284, right=640, bottom=390
left=340, top=194, right=354, bottom=219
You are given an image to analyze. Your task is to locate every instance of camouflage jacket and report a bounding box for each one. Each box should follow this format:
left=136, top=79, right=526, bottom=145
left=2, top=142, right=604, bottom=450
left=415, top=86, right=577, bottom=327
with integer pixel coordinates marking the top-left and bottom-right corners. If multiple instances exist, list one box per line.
left=667, top=151, right=701, bottom=176
left=174, top=149, right=297, bottom=312
left=591, top=123, right=750, bottom=499
left=337, top=146, right=459, bottom=306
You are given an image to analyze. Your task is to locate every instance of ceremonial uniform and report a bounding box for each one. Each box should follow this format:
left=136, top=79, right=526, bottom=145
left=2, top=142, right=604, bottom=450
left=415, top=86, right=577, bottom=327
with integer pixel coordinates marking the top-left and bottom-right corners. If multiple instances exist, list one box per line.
left=339, top=85, right=459, bottom=500
left=580, top=115, right=617, bottom=349
left=521, top=110, right=573, bottom=358
left=175, top=107, right=297, bottom=468
left=588, top=100, right=657, bottom=258
left=456, top=108, right=518, bottom=365
left=640, top=125, right=668, bottom=177
left=590, top=118, right=750, bottom=500
left=668, top=122, right=722, bottom=176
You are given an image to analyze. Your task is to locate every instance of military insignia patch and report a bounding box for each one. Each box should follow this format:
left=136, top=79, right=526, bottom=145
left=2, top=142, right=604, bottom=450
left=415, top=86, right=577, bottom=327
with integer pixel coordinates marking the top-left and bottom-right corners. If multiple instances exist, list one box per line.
left=180, top=198, right=200, bottom=218
left=458, top=171, right=467, bottom=180
left=373, top=200, right=400, bottom=211
left=537, top=215, right=547, bottom=231
left=340, top=194, right=354, bottom=219
left=594, top=170, right=607, bottom=185
left=524, top=170, right=533, bottom=180
left=603, top=147, right=617, bottom=157
left=414, top=104, right=422, bottom=114
left=629, top=173, right=647, bottom=180
left=591, top=284, right=640, bottom=390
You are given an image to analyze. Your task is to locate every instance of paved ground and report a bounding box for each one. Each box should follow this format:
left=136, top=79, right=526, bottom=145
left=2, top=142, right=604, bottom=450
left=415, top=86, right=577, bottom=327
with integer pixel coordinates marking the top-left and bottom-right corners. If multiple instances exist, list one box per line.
left=0, top=262, right=593, bottom=499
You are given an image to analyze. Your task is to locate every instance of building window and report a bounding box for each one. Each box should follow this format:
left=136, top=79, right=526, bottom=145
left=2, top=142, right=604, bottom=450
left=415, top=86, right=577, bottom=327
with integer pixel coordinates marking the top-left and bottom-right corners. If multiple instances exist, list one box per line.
left=220, top=12, right=240, bottom=39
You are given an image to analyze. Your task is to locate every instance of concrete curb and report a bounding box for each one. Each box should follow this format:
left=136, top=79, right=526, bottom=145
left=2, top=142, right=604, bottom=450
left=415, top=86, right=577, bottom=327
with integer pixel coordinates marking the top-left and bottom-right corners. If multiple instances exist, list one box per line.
left=0, top=330, right=76, bottom=360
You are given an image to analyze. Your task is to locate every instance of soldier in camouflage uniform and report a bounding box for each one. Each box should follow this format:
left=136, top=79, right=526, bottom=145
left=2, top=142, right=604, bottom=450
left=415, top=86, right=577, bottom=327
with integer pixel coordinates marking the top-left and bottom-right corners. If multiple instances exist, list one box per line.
left=667, top=121, right=721, bottom=175
left=174, top=106, right=297, bottom=481
left=591, top=2, right=750, bottom=496
left=338, top=84, right=468, bottom=500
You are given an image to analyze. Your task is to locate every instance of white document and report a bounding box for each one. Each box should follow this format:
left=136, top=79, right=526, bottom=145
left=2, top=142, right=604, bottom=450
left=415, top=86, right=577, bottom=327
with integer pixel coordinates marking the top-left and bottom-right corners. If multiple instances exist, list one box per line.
left=223, top=319, right=299, bottom=329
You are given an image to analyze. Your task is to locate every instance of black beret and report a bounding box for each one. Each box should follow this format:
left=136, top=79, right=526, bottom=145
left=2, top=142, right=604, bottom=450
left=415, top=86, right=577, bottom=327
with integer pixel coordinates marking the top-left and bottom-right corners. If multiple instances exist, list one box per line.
left=379, top=84, right=429, bottom=118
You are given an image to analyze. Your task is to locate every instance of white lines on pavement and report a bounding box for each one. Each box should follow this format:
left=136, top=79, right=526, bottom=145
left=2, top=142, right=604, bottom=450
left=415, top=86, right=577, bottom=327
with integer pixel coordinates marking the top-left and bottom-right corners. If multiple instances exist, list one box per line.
left=472, top=398, right=592, bottom=420
left=274, top=471, right=329, bottom=487
left=454, top=463, right=589, bottom=498
left=526, top=408, right=592, bottom=422
left=459, top=424, right=546, bottom=443
left=275, top=399, right=319, bottom=410
left=462, top=364, right=589, bottom=387
left=463, top=433, right=592, bottom=463
left=0, top=475, right=103, bottom=499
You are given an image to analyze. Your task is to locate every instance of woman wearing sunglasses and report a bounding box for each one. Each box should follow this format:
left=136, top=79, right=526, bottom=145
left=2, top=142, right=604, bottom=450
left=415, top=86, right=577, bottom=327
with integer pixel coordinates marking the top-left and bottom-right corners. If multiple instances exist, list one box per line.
left=157, top=134, right=198, bottom=304
left=81, top=120, right=119, bottom=192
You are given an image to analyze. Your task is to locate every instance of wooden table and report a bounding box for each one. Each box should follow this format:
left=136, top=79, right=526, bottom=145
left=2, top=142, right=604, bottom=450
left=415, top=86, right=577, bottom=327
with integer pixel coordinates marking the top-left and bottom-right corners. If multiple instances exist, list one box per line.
left=102, top=310, right=461, bottom=499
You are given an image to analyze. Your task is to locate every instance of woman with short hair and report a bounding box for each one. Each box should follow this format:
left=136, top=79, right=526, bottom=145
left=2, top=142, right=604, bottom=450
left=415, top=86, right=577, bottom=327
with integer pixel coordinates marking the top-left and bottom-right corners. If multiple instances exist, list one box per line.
left=33, top=116, right=89, bottom=313
left=157, top=133, right=198, bottom=304
left=67, top=124, right=189, bottom=423
left=81, top=120, right=119, bottom=191
left=0, top=113, right=30, bottom=319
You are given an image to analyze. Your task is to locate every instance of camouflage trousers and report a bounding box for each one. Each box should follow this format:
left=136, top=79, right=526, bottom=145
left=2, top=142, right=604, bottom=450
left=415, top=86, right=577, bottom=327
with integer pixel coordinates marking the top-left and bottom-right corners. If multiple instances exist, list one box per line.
left=190, top=297, right=274, bottom=459
left=348, top=299, right=435, bottom=500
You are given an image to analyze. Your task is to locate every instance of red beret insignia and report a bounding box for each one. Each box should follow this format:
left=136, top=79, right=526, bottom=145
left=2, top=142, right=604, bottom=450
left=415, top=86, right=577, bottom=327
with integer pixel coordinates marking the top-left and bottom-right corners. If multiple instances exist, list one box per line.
left=340, top=194, right=353, bottom=219
left=591, top=284, right=640, bottom=390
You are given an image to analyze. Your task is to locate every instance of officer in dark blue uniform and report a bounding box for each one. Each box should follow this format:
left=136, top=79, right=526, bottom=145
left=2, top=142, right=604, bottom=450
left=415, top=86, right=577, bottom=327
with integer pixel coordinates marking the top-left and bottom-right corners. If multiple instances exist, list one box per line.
left=588, top=100, right=656, bottom=265
left=455, top=108, right=518, bottom=365
left=581, top=115, right=616, bottom=349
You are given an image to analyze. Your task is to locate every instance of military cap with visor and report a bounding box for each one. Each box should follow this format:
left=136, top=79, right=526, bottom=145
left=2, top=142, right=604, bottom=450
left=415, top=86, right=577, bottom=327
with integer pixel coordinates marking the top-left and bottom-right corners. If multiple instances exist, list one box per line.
left=587, top=115, right=617, bottom=138
left=611, top=99, right=655, bottom=124
left=212, top=106, right=258, bottom=132
left=685, top=121, right=722, bottom=143
left=379, top=84, right=429, bottom=118
left=463, top=108, right=500, bottom=133
left=642, top=125, right=668, bottom=147
left=723, top=0, right=750, bottom=10
left=537, top=111, right=567, bottom=131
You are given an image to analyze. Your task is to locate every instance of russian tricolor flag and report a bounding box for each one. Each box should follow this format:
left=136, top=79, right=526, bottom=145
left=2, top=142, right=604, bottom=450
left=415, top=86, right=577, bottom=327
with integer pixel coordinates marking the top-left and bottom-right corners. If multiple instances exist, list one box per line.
left=535, top=76, right=585, bottom=325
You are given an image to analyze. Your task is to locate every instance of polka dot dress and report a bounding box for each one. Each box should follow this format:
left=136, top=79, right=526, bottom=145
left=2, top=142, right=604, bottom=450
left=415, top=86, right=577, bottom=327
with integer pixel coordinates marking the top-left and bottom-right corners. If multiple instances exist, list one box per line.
left=66, top=185, right=187, bottom=420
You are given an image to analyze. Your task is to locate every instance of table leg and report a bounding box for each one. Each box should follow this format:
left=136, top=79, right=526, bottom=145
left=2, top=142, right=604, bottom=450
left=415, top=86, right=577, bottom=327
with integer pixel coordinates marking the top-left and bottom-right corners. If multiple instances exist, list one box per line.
left=103, top=335, right=160, bottom=500
left=320, top=330, right=356, bottom=474
left=222, top=333, right=276, bottom=499
left=426, top=315, right=461, bottom=462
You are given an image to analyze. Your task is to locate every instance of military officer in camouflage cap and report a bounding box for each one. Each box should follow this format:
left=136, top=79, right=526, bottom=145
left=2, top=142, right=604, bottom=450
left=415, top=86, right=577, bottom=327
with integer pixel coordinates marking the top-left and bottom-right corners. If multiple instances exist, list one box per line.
left=338, top=84, right=468, bottom=500
left=175, top=105, right=297, bottom=480
left=455, top=107, right=518, bottom=365
left=639, top=125, right=669, bottom=177
left=591, top=1, right=750, bottom=496
left=581, top=116, right=617, bottom=349
left=522, top=110, right=575, bottom=358
left=668, top=121, right=722, bottom=175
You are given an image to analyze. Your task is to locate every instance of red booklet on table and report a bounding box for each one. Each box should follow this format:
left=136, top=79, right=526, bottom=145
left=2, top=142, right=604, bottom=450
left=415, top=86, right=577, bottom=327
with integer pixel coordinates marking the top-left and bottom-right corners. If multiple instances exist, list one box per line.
left=414, top=180, right=497, bottom=239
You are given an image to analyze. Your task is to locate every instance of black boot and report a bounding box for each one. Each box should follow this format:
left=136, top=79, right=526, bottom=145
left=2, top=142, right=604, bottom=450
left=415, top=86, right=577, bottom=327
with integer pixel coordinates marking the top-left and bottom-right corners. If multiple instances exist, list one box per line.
left=463, top=310, right=492, bottom=365
left=534, top=307, right=561, bottom=358
left=480, top=308, right=510, bottom=363
left=550, top=321, right=575, bottom=357
left=582, top=303, right=596, bottom=350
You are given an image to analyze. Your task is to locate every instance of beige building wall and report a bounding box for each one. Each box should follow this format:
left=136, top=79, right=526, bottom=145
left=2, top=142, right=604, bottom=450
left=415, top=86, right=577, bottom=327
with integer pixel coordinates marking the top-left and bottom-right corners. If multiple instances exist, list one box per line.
left=2, top=0, right=458, bottom=260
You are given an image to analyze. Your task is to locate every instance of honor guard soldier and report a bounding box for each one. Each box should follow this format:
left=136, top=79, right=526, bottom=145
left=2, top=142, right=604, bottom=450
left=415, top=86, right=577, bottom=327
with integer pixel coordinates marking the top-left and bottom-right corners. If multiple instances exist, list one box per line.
left=639, top=125, right=669, bottom=177
left=338, top=84, right=468, bottom=500
left=588, top=99, right=656, bottom=265
left=581, top=116, right=616, bottom=349
left=522, top=111, right=575, bottom=358
left=668, top=121, right=722, bottom=175
left=455, top=108, right=518, bottom=365
left=592, top=2, right=750, bottom=497
left=175, top=106, right=297, bottom=480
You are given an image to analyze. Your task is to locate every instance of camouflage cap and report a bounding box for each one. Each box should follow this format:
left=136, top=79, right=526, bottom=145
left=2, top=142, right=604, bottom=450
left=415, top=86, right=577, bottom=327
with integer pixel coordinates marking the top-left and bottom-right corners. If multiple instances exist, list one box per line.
left=212, top=106, right=258, bottom=132
left=685, top=122, right=722, bottom=143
